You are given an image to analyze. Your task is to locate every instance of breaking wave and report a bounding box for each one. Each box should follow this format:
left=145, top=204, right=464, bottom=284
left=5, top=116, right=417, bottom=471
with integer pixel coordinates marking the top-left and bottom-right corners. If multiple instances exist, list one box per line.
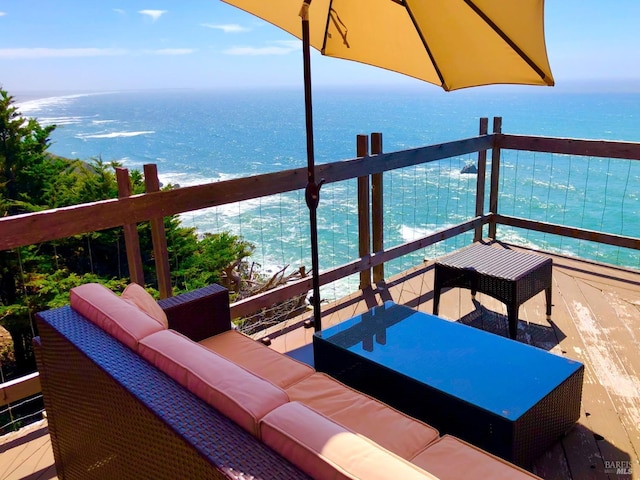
left=76, top=131, right=155, bottom=139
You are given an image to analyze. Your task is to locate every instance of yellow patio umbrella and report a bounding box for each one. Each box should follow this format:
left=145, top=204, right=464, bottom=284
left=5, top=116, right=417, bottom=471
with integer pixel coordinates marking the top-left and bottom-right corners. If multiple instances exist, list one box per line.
left=221, top=0, right=555, bottom=331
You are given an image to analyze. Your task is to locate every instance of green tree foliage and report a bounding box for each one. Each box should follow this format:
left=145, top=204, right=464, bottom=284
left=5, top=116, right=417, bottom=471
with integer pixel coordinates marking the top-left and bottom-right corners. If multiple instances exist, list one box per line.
left=0, top=90, right=58, bottom=215
left=176, top=232, right=254, bottom=294
left=0, top=88, right=60, bottom=374
left=0, top=88, right=256, bottom=376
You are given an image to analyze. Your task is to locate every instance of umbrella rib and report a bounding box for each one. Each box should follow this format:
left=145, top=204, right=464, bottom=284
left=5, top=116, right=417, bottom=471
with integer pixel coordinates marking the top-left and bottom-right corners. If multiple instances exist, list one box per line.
left=404, top=2, right=447, bottom=90
left=320, top=0, right=335, bottom=53
left=328, top=8, right=350, bottom=48
left=463, top=0, right=554, bottom=86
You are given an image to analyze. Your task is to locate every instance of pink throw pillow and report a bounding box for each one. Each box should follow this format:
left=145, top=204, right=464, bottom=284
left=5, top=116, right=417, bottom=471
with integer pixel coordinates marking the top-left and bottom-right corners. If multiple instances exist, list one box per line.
left=121, top=283, right=168, bottom=329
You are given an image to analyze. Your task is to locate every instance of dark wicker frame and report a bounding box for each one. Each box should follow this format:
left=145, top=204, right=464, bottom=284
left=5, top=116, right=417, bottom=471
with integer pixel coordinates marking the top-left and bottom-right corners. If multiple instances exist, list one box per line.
left=34, top=284, right=310, bottom=480
left=433, top=244, right=553, bottom=339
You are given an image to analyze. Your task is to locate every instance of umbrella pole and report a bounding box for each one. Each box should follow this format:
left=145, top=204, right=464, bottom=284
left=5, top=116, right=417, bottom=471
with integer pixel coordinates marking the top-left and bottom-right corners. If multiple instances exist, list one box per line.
left=300, top=1, right=323, bottom=332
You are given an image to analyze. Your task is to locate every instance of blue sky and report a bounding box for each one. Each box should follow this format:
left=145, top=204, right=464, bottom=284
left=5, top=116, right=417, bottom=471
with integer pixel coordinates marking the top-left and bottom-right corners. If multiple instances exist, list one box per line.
left=1, top=1, right=639, bottom=94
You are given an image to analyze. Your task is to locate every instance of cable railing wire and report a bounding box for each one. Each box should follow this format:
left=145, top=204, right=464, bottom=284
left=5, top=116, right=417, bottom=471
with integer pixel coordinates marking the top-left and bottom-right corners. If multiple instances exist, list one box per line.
left=0, top=394, right=45, bottom=433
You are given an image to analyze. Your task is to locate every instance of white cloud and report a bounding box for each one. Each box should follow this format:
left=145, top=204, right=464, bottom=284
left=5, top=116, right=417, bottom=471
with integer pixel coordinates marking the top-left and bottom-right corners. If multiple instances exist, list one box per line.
left=113, top=9, right=125, bottom=15
left=224, top=41, right=300, bottom=56
left=0, top=48, right=128, bottom=59
left=151, top=48, right=194, bottom=55
left=201, top=23, right=249, bottom=33
left=0, top=12, right=6, bottom=17
left=139, top=10, right=166, bottom=22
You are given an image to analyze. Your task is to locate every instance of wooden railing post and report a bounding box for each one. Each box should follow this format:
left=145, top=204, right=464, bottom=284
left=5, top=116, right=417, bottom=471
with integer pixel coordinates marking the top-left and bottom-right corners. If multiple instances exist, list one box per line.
left=357, top=135, right=371, bottom=290
left=488, top=117, right=503, bottom=239
left=144, top=164, right=173, bottom=299
left=371, top=132, right=384, bottom=283
left=474, top=118, right=489, bottom=242
left=116, top=167, right=145, bottom=285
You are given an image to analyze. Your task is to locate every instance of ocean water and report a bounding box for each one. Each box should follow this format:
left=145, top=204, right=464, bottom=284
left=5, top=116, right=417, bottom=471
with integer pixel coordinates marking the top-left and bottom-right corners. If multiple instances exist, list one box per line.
left=16, top=87, right=640, bottom=299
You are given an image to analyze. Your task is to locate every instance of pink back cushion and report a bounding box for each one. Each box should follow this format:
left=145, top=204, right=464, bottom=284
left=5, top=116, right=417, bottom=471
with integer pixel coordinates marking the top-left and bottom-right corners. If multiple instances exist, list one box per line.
left=139, top=329, right=289, bottom=436
left=70, top=283, right=165, bottom=350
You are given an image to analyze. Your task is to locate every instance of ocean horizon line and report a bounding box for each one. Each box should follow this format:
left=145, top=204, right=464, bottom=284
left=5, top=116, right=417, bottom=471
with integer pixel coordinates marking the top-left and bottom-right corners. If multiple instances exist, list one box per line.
left=11, top=77, right=640, bottom=104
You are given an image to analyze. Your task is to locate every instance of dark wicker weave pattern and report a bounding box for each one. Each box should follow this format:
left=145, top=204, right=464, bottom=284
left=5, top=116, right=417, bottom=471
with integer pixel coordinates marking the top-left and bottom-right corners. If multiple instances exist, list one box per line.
left=510, top=367, right=584, bottom=466
left=158, top=284, right=233, bottom=341
left=433, top=244, right=552, bottom=339
left=36, top=303, right=310, bottom=479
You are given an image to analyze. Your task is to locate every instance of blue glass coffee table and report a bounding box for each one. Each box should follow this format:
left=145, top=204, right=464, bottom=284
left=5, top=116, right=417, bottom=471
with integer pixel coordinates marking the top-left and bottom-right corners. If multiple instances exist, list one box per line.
left=313, top=302, right=583, bottom=467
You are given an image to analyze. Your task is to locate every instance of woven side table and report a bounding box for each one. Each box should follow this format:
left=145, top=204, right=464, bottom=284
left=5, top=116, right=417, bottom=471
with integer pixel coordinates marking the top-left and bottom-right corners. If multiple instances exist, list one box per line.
left=433, top=244, right=552, bottom=340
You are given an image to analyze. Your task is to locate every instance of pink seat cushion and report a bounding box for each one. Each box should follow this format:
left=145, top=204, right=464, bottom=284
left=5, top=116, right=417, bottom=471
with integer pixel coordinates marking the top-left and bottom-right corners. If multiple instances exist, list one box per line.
left=70, top=283, right=165, bottom=351
left=286, top=373, right=438, bottom=459
left=139, top=329, right=289, bottom=436
left=199, top=330, right=314, bottom=389
left=121, top=283, right=168, bottom=329
left=410, top=435, right=542, bottom=480
left=260, top=402, right=438, bottom=480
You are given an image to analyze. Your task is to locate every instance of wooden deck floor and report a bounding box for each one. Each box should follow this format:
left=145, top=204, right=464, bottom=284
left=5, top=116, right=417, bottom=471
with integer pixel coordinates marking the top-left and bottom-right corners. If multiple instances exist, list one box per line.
left=0, top=420, right=56, bottom=480
left=2, top=243, right=639, bottom=479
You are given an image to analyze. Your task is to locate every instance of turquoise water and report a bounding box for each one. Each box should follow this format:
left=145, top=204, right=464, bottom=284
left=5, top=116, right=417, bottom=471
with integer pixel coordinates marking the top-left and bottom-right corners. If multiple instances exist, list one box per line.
left=16, top=87, right=640, bottom=298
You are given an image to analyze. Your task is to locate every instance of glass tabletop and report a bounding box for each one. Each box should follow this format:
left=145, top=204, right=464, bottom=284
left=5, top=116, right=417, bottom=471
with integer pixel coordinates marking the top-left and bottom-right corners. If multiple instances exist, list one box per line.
left=314, top=301, right=582, bottom=420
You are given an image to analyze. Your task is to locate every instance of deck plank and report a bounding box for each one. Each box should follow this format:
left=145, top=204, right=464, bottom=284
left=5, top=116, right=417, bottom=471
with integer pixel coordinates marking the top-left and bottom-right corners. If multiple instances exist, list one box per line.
left=0, top=420, right=57, bottom=480
left=539, top=262, right=638, bottom=479
left=521, top=271, right=604, bottom=480
left=577, top=276, right=640, bottom=471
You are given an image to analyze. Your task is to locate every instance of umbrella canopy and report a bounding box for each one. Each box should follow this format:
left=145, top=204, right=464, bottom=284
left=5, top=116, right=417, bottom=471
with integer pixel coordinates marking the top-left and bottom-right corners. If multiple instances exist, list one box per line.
left=221, top=0, right=554, bottom=91
left=221, top=0, right=554, bottom=331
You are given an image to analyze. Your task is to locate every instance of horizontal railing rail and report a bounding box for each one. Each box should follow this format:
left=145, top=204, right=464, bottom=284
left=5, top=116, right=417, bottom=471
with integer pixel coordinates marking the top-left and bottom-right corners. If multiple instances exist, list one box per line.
left=494, top=214, right=640, bottom=251
left=499, top=133, right=640, bottom=160
left=0, top=372, right=41, bottom=408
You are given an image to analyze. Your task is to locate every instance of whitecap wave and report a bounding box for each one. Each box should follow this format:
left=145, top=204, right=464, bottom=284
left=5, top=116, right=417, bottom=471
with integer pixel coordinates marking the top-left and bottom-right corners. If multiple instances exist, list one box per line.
left=400, top=224, right=438, bottom=242
left=495, top=228, right=542, bottom=251
left=157, top=171, right=240, bottom=188
left=76, top=131, right=155, bottom=139
left=37, top=115, right=90, bottom=126
left=176, top=192, right=297, bottom=240
left=16, top=92, right=113, bottom=115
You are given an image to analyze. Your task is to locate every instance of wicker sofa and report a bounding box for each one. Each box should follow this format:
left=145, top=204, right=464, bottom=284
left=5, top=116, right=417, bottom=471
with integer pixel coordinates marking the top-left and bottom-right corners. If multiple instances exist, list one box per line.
left=35, top=283, right=542, bottom=480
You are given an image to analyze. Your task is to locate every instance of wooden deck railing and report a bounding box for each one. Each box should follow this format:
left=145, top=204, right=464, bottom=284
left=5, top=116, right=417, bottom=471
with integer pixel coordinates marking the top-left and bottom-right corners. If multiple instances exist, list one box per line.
left=2, top=116, right=640, bottom=408
left=491, top=132, right=640, bottom=251
left=0, top=372, right=40, bottom=408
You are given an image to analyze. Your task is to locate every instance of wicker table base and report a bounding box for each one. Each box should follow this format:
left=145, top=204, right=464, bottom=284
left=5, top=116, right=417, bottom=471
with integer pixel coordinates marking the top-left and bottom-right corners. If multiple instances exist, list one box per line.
left=313, top=302, right=584, bottom=467
left=433, top=244, right=552, bottom=340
